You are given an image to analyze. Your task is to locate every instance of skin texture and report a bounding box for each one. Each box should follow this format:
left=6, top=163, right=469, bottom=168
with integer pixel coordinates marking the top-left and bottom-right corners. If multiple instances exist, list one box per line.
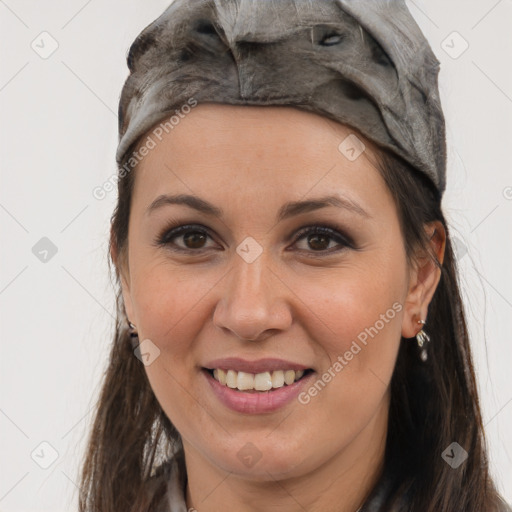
left=112, top=104, right=446, bottom=512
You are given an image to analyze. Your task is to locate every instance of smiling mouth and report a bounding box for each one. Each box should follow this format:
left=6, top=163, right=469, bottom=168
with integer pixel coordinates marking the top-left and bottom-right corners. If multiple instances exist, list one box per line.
left=203, top=368, right=314, bottom=392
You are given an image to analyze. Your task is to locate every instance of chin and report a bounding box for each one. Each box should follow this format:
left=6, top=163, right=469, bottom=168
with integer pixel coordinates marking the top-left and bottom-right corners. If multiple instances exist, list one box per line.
left=206, top=437, right=315, bottom=480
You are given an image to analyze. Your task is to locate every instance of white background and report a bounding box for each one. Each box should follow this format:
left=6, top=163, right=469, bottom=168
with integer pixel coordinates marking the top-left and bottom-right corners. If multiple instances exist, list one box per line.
left=0, top=0, right=511, bottom=510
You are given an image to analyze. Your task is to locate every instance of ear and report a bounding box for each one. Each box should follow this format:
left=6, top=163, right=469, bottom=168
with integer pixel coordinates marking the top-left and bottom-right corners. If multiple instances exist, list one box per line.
left=401, top=221, right=446, bottom=338
left=110, top=227, right=135, bottom=324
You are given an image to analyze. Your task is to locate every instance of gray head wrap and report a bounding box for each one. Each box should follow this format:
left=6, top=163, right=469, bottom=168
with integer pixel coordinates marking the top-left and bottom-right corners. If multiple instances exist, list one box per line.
left=117, top=0, right=447, bottom=197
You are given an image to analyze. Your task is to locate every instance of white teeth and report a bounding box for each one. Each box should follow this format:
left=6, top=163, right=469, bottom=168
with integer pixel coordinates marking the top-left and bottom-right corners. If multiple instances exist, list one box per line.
left=237, top=371, right=254, bottom=391
left=210, top=368, right=308, bottom=390
left=254, top=371, right=272, bottom=391
left=271, top=370, right=285, bottom=388
left=217, top=368, right=227, bottom=385
left=226, top=369, right=237, bottom=388
left=284, top=370, right=296, bottom=385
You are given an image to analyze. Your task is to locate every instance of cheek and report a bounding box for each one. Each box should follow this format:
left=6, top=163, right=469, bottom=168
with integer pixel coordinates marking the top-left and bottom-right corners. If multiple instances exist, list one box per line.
left=309, top=260, right=404, bottom=349
left=130, top=259, right=215, bottom=350
left=129, top=262, right=217, bottom=434
left=286, top=268, right=404, bottom=450
left=298, top=249, right=407, bottom=400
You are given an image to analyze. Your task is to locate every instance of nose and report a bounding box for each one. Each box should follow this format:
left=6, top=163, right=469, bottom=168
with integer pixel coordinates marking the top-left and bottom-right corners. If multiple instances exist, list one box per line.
left=212, top=254, right=292, bottom=342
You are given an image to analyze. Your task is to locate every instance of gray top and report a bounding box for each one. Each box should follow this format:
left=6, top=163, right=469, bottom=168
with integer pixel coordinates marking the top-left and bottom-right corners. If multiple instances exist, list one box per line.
left=147, top=450, right=512, bottom=511
left=146, top=452, right=188, bottom=512
left=116, top=0, right=447, bottom=197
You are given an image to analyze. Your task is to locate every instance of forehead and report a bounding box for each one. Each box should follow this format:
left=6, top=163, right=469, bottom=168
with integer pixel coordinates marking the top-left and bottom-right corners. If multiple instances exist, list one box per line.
left=132, top=103, right=390, bottom=215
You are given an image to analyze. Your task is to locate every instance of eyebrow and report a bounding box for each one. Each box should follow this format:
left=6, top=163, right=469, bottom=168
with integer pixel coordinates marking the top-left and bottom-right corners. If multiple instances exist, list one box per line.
left=146, top=193, right=371, bottom=221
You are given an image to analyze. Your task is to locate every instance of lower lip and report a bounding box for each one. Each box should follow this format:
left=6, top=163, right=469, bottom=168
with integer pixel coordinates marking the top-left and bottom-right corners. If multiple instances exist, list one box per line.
left=202, top=369, right=315, bottom=414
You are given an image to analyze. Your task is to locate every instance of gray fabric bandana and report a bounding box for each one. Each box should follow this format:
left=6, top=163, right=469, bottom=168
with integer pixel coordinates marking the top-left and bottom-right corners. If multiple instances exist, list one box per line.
left=117, top=0, right=447, bottom=197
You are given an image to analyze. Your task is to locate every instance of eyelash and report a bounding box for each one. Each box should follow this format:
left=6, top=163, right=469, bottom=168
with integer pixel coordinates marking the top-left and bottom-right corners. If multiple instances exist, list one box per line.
left=154, top=221, right=355, bottom=256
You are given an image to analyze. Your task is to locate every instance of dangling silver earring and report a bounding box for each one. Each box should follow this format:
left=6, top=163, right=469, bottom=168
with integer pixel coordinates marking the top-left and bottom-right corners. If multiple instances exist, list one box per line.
left=416, top=319, right=430, bottom=362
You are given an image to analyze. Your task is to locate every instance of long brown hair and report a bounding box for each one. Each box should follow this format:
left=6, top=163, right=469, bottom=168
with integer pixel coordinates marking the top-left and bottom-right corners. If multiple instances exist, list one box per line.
left=77, top=134, right=507, bottom=511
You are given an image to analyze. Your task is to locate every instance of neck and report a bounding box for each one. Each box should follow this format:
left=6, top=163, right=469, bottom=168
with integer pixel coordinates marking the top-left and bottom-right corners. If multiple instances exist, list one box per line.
left=183, top=395, right=389, bottom=512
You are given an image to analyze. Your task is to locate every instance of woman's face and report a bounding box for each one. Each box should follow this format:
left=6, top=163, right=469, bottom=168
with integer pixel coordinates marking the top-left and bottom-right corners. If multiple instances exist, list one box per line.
left=116, top=104, right=441, bottom=480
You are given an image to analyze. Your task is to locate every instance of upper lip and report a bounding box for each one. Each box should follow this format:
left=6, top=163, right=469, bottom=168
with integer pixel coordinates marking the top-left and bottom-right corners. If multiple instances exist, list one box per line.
left=203, top=357, right=311, bottom=374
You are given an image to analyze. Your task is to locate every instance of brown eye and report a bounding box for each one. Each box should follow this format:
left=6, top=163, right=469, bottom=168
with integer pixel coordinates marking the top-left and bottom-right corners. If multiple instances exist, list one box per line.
left=306, top=233, right=332, bottom=251
left=156, top=224, right=217, bottom=252
left=292, top=225, right=354, bottom=255
left=182, top=231, right=208, bottom=249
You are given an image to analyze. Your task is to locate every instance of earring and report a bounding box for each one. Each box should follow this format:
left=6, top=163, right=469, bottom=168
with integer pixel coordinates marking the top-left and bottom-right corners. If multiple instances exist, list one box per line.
left=416, top=319, right=430, bottom=362
left=128, top=321, right=139, bottom=348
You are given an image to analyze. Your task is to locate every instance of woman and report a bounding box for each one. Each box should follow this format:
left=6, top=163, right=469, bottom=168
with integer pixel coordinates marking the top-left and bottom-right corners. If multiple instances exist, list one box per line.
left=79, top=1, right=511, bottom=511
